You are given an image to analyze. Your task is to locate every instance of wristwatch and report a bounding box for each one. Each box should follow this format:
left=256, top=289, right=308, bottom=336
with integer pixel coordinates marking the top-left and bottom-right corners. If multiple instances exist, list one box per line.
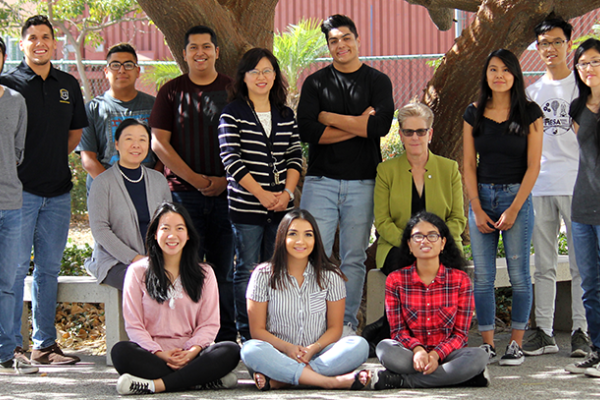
left=284, top=188, right=295, bottom=201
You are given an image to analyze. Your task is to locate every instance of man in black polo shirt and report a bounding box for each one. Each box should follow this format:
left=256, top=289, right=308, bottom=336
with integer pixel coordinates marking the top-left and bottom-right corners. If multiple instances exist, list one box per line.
left=0, top=15, right=88, bottom=365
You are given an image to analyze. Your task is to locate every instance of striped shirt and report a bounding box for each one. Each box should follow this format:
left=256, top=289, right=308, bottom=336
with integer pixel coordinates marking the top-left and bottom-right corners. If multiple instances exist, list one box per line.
left=246, top=263, right=346, bottom=347
left=218, top=99, right=303, bottom=225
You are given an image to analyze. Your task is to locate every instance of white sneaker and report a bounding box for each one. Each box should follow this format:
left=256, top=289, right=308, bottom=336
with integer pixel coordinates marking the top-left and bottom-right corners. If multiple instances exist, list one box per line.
left=585, top=363, right=600, bottom=378
left=0, top=359, right=39, bottom=375
left=116, top=373, right=155, bottom=395
left=341, top=323, right=357, bottom=338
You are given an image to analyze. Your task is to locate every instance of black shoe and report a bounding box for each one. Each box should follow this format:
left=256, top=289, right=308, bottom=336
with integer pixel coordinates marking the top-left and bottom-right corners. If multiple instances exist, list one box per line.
left=460, top=367, right=491, bottom=387
left=571, top=328, right=592, bottom=358
left=566, top=350, right=600, bottom=374
left=371, top=369, right=405, bottom=390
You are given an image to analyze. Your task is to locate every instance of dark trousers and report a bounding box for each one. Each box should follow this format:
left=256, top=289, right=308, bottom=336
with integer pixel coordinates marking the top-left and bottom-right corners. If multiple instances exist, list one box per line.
left=111, top=341, right=240, bottom=392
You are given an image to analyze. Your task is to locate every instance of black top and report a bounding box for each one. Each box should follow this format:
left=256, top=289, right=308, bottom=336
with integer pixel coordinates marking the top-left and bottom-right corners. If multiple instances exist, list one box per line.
left=411, top=178, right=426, bottom=216
left=119, top=165, right=150, bottom=242
left=463, top=102, right=542, bottom=184
left=297, top=64, right=395, bottom=180
left=0, top=61, right=88, bottom=197
left=570, top=105, right=600, bottom=224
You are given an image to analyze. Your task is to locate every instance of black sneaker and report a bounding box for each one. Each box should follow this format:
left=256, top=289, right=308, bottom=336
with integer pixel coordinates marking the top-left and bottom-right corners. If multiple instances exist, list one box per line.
left=371, top=369, right=405, bottom=390
left=480, top=343, right=498, bottom=364
left=116, top=373, right=154, bottom=395
left=571, top=328, right=592, bottom=358
left=566, top=350, right=600, bottom=374
left=499, top=340, right=525, bottom=366
left=460, top=367, right=491, bottom=387
left=194, top=372, right=237, bottom=390
left=522, top=328, right=559, bottom=356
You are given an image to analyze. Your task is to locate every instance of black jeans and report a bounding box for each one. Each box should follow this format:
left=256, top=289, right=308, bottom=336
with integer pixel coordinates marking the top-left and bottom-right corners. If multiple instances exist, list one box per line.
left=111, top=341, right=240, bottom=391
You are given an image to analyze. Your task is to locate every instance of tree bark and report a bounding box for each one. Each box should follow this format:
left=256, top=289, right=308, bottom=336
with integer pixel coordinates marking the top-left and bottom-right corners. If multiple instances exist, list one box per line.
left=136, top=0, right=279, bottom=77
left=424, top=0, right=600, bottom=165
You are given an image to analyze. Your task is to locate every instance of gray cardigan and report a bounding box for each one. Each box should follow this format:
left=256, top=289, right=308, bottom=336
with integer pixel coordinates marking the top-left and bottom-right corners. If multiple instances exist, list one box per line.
left=85, top=165, right=172, bottom=284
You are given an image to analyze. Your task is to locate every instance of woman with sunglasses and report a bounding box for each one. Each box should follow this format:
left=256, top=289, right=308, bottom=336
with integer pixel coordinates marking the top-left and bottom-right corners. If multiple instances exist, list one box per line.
left=372, top=212, right=489, bottom=389
left=374, top=101, right=466, bottom=274
left=463, top=49, right=543, bottom=367
left=218, top=48, right=303, bottom=342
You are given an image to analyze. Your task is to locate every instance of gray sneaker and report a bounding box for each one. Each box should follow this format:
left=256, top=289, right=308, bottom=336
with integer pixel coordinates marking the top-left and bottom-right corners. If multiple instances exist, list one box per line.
left=0, top=359, right=39, bottom=375
left=571, top=328, right=592, bottom=358
left=566, top=350, right=600, bottom=374
left=480, top=343, right=498, bottom=364
left=194, top=372, right=237, bottom=390
left=522, top=328, right=559, bottom=356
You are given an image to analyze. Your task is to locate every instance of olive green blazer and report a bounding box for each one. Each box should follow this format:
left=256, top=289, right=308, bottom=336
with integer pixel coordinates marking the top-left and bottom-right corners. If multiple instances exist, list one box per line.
left=374, top=151, right=467, bottom=269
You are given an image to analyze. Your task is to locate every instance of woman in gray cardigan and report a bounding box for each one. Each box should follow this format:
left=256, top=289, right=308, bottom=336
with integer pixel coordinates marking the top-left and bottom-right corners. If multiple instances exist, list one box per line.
left=85, top=119, right=171, bottom=289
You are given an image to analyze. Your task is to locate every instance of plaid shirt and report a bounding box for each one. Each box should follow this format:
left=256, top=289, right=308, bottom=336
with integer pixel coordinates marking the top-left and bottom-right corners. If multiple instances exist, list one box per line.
left=385, top=263, right=473, bottom=361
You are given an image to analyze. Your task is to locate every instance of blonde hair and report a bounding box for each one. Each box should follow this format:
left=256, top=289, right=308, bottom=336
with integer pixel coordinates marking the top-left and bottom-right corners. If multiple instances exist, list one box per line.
left=397, top=101, right=434, bottom=129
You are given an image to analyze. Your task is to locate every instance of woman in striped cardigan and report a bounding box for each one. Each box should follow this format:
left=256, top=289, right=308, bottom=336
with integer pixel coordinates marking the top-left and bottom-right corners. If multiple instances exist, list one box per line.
left=218, top=48, right=303, bottom=342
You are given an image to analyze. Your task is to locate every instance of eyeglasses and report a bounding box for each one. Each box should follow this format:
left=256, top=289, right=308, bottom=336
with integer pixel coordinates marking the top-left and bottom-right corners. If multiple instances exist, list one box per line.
left=537, top=40, right=566, bottom=50
left=107, top=61, right=138, bottom=71
left=576, top=60, right=600, bottom=71
left=401, top=128, right=430, bottom=137
left=246, top=69, right=274, bottom=78
left=410, top=233, right=441, bottom=243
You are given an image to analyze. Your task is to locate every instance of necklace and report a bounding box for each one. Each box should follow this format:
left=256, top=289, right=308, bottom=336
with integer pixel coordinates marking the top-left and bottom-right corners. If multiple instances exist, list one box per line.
left=119, top=165, right=144, bottom=183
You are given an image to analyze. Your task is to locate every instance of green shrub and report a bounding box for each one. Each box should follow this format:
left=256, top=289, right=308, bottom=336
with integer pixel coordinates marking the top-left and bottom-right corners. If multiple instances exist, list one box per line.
left=69, top=153, right=88, bottom=215
left=28, top=240, right=92, bottom=277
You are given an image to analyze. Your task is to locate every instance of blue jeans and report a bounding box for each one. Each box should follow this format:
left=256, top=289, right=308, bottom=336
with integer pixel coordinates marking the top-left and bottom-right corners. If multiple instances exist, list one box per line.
left=171, top=192, right=236, bottom=342
left=0, top=208, right=21, bottom=363
left=300, top=176, right=375, bottom=330
left=468, top=183, right=533, bottom=331
left=12, top=192, right=71, bottom=350
left=231, top=222, right=278, bottom=341
left=572, top=221, right=600, bottom=348
left=241, top=336, right=369, bottom=385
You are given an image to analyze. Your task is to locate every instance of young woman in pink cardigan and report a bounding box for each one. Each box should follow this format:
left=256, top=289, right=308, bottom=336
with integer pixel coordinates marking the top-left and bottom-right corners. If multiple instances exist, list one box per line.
left=111, top=202, right=240, bottom=395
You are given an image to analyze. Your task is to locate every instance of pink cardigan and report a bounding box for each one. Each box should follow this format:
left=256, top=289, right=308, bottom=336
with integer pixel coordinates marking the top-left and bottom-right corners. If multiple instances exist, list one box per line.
left=122, top=259, right=220, bottom=353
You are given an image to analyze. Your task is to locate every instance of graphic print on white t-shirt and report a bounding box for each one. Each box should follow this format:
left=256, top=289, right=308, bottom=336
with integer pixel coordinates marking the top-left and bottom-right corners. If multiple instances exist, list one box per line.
left=540, top=97, right=570, bottom=136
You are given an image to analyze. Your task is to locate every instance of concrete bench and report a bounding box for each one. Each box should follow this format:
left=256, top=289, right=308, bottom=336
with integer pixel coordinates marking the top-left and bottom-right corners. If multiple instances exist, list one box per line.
left=366, top=255, right=573, bottom=330
left=21, top=275, right=127, bottom=366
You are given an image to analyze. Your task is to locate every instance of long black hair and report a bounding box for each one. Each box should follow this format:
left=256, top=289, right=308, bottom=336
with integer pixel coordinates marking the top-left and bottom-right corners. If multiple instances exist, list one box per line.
left=144, top=201, right=205, bottom=303
left=228, top=47, right=289, bottom=116
left=392, top=212, right=468, bottom=272
left=268, top=209, right=345, bottom=290
left=472, top=49, right=531, bottom=137
left=571, top=38, right=600, bottom=159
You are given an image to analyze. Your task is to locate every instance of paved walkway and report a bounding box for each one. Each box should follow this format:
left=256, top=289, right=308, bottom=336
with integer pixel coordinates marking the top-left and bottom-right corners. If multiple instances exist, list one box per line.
left=1, top=331, right=599, bottom=399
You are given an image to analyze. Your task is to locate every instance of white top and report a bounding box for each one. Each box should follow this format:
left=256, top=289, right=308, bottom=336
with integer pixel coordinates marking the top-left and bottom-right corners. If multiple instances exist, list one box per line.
left=246, top=262, right=346, bottom=347
left=256, top=111, right=272, bottom=138
left=526, top=72, right=579, bottom=196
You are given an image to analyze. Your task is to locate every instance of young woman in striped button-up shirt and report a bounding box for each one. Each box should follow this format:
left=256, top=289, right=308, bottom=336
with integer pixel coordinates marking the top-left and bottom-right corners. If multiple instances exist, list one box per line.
left=240, top=209, right=370, bottom=391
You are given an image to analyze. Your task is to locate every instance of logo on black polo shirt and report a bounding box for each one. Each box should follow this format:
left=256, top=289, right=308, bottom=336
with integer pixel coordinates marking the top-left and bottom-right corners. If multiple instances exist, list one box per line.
left=60, top=89, right=70, bottom=104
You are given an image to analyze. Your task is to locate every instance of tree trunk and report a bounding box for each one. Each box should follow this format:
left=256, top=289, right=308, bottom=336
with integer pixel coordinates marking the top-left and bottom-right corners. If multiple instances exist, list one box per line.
left=136, top=0, right=279, bottom=77
left=425, top=0, right=600, bottom=165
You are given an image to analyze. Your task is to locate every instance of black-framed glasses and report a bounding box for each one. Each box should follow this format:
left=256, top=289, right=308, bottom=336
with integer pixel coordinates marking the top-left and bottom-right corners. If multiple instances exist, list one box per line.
left=401, top=128, right=429, bottom=137
left=537, top=40, right=566, bottom=50
left=107, top=61, right=138, bottom=71
left=576, top=60, right=600, bottom=71
left=410, top=233, right=441, bottom=243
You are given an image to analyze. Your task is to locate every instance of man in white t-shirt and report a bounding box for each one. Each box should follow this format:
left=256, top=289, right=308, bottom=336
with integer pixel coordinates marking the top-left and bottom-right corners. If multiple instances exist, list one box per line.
left=523, top=17, right=590, bottom=358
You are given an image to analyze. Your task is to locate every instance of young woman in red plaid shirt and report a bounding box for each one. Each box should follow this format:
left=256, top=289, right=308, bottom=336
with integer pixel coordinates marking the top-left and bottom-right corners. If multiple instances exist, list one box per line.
left=372, top=212, right=489, bottom=390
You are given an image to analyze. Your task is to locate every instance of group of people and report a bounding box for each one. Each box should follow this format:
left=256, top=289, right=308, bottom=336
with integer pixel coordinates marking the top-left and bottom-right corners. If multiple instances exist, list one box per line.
left=2, top=9, right=600, bottom=396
